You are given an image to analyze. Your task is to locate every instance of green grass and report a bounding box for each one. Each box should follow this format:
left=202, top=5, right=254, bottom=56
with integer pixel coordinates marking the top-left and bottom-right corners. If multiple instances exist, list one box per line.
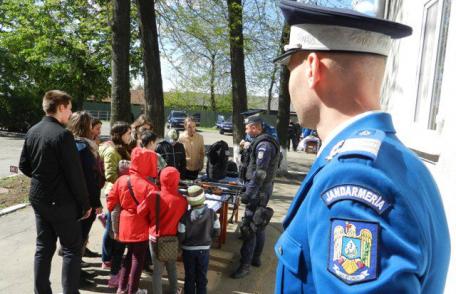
left=198, top=126, right=218, bottom=132
left=0, top=175, right=30, bottom=209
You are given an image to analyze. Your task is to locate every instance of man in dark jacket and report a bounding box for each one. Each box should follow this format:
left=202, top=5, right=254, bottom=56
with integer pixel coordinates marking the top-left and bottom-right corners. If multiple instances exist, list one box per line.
left=19, top=90, right=91, bottom=294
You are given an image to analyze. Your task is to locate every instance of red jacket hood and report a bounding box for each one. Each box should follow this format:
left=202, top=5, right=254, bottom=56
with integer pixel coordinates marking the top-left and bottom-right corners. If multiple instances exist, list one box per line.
left=160, top=166, right=180, bottom=193
left=129, top=147, right=158, bottom=179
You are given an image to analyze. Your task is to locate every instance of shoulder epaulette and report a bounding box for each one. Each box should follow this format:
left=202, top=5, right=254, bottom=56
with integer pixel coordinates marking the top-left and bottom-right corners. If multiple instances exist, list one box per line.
left=326, top=129, right=385, bottom=162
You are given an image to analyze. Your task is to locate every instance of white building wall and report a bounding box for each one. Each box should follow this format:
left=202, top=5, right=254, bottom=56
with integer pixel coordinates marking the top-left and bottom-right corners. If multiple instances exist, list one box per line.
left=382, top=0, right=456, bottom=292
left=434, top=2, right=456, bottom=291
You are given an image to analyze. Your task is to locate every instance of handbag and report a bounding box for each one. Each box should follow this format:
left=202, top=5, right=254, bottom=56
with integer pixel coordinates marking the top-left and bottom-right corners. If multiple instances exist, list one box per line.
left=153, top=192, right=179, bottom=262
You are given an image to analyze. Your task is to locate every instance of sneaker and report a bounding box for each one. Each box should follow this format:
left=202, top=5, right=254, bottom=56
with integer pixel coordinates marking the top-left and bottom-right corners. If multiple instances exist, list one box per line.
left=107, top=273, right=120, bottom=288
left=101, top=261, right=112, bottom=269
left=136, top=289, right=148, bottom=294
left=81, top=270, right=96, bottom=279
left=79, top=276, right=96, bottom=288
left=230, top=264, right=250, bottom=279
left=84, top=248, right=100, bottom=258
left=97, top=213, right=107, bottom=228
left=116, top=289, right=127, bottom=294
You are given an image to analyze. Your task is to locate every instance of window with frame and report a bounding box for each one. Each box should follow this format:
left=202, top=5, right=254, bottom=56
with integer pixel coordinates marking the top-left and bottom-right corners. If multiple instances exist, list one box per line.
left=414, top=0, right=451, bottom=130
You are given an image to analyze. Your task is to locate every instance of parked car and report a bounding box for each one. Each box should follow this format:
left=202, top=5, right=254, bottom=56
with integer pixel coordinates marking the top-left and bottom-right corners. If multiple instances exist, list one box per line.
left=219, top=116, right=233, bottom=134
left=216, top=115, right=225, bottom=129
left=167, top=110, right=187, bottom=129
left=192, top=113, right=201, bottom=127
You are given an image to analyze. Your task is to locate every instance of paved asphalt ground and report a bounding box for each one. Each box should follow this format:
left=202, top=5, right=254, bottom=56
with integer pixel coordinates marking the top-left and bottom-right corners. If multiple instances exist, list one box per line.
left=0, top=125, right=316, bottom=293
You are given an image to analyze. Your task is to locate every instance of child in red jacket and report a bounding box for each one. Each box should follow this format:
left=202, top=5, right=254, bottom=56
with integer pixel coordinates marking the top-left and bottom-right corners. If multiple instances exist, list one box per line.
left=107, top=148, right=159, bottom=294
left=138, top=166, right=188, bottom=294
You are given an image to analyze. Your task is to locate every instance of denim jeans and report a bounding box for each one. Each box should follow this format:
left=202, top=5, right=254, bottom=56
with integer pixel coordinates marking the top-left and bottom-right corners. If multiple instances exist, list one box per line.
left=182, top=249, right=210, bottom=294
left=149, top=241, right=178, bottom=294
left=101, top=212, right=113, bottom=262
left=101, top=211, right=125, bottom=275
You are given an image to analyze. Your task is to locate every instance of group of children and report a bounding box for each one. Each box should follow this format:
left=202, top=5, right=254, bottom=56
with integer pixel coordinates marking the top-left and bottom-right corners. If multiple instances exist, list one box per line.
left=99, top=124, right=220, bottom=294
left=67, top=113, right=221, bottom=294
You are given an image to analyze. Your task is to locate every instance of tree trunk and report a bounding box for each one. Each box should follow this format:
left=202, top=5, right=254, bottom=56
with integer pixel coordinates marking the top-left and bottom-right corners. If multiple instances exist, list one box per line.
left=227, top=0, right=248, bottom=164
left=137, top=0, right=165, bottom=137
left=277, top=24, right=291, bottom=174
left=210, top=53, right=217, bottom=112
left=110, top=0, right=131, bottom=124
left=267, top=64, right=278, bottom=114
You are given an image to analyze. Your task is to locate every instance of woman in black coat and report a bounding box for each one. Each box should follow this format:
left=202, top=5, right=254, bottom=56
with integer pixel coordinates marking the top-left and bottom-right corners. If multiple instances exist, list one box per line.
left=67, top=111, right=103, bottom=285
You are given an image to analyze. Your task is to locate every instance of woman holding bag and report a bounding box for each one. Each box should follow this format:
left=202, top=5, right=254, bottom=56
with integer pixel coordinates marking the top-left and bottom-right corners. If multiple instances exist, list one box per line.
left=138, top=166, right=188, bottom=294
left=107, top=148, right=159, bottom=294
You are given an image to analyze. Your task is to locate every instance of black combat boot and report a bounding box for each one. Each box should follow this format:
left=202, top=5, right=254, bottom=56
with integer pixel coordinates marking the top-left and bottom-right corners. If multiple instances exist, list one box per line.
left=231, top=264, right=250, bottom=279
left=251, top=256, right=261, bottom=267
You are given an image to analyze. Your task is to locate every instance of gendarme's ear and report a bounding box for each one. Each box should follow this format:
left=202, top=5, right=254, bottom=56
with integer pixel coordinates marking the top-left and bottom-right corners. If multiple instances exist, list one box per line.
left=306, top=52, right=320, bottom=89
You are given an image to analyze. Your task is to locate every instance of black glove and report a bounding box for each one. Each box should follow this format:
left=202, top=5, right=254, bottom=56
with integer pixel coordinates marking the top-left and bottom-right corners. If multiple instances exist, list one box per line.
left=241, top=193, right=250, bottom=204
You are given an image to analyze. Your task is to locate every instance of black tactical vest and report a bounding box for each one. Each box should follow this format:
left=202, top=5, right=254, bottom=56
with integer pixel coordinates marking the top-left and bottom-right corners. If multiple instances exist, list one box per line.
left=245, top=133, right=280, bottom=187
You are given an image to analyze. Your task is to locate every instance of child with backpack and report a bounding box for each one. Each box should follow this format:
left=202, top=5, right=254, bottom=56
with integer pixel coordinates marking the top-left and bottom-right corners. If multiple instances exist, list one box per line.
left=178, top=185, right=220, bottom=294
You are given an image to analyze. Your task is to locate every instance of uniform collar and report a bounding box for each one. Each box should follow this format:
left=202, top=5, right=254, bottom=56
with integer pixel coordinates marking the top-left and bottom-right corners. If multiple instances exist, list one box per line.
left=317, top=111, right=394, bottom=156
left=312, top=111, right=396, bottom=187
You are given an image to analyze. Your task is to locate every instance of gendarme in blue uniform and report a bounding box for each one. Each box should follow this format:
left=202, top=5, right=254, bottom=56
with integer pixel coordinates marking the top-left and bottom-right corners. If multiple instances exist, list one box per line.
left=274, top=112, right=450, bottom=293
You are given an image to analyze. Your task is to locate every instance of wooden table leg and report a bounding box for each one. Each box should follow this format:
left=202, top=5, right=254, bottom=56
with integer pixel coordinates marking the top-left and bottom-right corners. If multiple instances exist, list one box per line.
left=221, top=202, right=228, bottom=245
left=235, top=197, right=240, bottom=223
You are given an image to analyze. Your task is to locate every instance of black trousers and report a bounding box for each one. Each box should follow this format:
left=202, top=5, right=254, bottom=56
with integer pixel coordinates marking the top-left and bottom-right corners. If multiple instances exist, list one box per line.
left=240, top=184, right=273, bottom=265
left=32, top=202, right=82, bottom=294
left=80, top=209, right=96, bottom=244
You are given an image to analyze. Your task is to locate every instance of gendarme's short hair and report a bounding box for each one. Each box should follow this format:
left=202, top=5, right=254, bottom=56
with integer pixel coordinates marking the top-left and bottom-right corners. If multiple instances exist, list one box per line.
left=274, top=0, right=413, bottom=65
left=244, top=115, right=263, bottom=126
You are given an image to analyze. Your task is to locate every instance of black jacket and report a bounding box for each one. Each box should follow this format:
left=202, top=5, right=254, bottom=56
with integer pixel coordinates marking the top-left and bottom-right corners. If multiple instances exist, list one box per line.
left=19, top=116, right=90, bottom=213
left=75, top=138, right=102, bottom=208
left=155, top=140, right=186, bottom=175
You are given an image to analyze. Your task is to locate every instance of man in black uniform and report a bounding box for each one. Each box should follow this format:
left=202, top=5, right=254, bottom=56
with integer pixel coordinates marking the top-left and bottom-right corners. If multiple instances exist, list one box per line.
left=19, top=90, right=91, bottom=294
left=231, top=116, right=280, bottom=279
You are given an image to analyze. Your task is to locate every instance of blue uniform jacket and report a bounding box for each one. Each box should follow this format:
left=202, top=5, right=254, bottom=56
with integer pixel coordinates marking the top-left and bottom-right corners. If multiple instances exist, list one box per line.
left=275, top=112, right=450, bottom=293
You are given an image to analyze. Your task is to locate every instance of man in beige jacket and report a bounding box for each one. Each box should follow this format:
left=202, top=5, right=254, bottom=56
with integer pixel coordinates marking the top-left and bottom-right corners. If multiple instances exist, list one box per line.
left=179, top=117, right=205, bottom=180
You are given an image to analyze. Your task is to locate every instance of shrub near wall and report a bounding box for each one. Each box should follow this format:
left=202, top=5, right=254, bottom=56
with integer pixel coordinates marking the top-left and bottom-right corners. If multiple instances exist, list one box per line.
left=0, top=92, right=42, bottom=132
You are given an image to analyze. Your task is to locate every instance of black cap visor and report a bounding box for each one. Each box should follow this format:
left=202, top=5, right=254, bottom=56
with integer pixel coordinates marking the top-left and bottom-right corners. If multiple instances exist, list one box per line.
left=273, top=48, right=306, bottom=65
